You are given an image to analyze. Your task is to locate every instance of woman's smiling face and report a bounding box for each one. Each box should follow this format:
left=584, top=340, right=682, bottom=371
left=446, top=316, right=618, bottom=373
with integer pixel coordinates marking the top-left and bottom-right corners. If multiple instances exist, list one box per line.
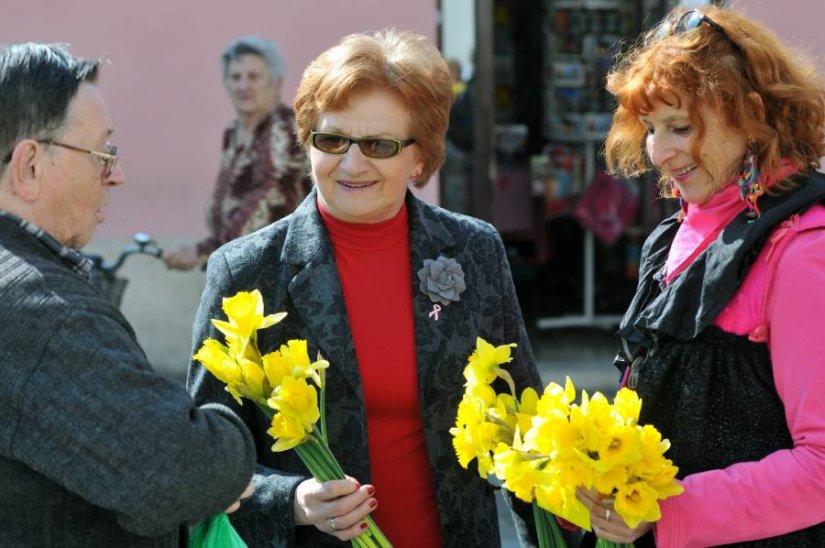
left=641, top=99, right=748, bottom=205
left=310, top=88, right=423, bottom=224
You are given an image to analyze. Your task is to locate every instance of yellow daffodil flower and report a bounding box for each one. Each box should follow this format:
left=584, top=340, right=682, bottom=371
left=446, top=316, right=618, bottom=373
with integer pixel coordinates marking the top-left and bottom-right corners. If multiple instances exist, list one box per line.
left=614, top=480, right=662, bottom=528
left=268, top=413, right=309, bottom=452
left=536, top=377, right=576, bottom=418
left=596, top=424, right=642, bottom=470
left=195, top=290, right=394, bottom=546
left=211, top=290, right=286, bottom=360
left=193, top=338, right=240, bottom=384
left=267, top=376, right=320, bottom=436
left=262, top=350, right=291, bottom=389
left=236, top=357, right=268, bottom=404
left=613, top=387, right=642, bottom=425
left=593, top=463, right=630, bottom=495
left=192, top=338, right=246, bottom=404
left=535, top=475, right=590, bottom=530
left=450, top=424, right=477, bottom=468
left=515, top=387, right=539, bottom=436
left=494, top=444, right=543, bottom=503
left=463, top=337, right=517, bottom=389
left=451, top=338, right=685, bottom=540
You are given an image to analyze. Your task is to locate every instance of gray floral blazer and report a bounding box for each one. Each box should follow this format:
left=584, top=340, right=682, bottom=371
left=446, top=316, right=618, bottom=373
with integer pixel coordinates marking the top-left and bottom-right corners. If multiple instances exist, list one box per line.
left=188, top=189, right=542, bottom=547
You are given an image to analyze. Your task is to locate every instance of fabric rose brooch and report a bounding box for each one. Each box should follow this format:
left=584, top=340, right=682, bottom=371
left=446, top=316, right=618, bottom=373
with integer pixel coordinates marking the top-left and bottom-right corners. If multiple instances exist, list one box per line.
left=417, top=256, right=466, bottom=320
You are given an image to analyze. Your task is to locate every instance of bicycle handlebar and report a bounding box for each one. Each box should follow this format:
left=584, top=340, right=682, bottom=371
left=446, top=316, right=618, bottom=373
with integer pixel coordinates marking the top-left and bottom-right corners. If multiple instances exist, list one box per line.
left=85, top=232, right=164, bottom=280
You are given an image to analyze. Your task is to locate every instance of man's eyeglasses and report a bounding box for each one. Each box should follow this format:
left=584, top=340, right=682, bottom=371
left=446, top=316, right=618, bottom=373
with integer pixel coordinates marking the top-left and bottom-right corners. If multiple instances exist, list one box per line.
left=652, top=9, right=733, bottom=45
left=310, top=131, right=415, bottom=159
left=2, top=140, right=119, bottom=178
left=38, top=140, right=119, bottom=178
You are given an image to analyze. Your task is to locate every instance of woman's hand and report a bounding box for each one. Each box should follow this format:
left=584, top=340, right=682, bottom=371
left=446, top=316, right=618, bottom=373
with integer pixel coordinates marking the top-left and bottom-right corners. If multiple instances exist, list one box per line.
left=293, top=478, right=378, bottom=541
left=576, top=487, right=654, bottom=544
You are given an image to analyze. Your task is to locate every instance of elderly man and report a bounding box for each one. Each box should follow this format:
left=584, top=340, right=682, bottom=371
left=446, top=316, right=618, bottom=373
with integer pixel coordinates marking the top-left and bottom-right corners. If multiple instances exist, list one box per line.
left=163, top=36, right=309, bottom=270
left=0, top=43, right=255, bottom=546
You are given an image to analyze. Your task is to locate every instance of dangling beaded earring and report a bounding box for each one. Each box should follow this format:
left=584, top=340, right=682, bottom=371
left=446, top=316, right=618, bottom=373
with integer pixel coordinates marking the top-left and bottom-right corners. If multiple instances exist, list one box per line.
left=738, top=145, right=764, bottom=219
left=671, top=183, right=688, bottom=222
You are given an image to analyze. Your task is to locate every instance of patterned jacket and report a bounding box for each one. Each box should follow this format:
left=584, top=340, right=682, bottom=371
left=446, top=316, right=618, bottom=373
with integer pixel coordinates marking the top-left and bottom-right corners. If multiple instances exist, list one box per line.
left=196, top=104, right=310, bottom=258
left=188, top=189, right=542, bottom=547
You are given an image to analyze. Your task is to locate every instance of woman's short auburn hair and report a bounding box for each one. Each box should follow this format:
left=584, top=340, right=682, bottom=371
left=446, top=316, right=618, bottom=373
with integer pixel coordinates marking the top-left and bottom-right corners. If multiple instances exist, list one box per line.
left=605, top=6, right=825, bottom=194
left=293, top=28, right=453, bottom=188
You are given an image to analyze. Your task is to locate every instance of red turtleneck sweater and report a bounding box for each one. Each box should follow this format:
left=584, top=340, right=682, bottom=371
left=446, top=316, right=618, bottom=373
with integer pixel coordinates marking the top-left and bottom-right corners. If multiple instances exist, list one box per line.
left=318, top=199, right=443, bottom=547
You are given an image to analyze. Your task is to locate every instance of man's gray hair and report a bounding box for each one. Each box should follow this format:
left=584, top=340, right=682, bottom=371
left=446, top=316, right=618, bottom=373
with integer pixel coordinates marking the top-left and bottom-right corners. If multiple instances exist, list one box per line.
left=0, top=43, right=100, bottom=165
left=221, top=36, right=286, bottom=81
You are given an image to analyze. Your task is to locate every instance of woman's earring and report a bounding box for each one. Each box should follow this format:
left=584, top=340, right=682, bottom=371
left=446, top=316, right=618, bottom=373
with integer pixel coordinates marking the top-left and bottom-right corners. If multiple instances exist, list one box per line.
left=671, top=183, right=688, bottom=222
left=738, top=145, right=763, bottom=219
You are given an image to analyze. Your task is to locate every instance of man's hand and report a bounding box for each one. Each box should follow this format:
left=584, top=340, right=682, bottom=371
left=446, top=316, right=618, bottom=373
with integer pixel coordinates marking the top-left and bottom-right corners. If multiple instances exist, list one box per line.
left=224, top=481, right=255, bottom=514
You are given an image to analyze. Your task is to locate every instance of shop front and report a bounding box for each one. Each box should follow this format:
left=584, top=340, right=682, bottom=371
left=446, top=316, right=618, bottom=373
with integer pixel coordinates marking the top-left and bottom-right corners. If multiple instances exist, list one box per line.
left=439, top=0, right=724, bottom=328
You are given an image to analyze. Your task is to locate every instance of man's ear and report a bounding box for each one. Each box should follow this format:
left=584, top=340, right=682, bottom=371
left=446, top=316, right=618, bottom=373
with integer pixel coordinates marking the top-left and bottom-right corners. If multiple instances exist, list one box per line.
left=8, top=140, right=44, bottom=202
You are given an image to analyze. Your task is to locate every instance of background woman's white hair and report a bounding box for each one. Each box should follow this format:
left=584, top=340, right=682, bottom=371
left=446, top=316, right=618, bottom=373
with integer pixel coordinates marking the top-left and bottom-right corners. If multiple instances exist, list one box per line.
left=221, top=36, right=286, bottom=81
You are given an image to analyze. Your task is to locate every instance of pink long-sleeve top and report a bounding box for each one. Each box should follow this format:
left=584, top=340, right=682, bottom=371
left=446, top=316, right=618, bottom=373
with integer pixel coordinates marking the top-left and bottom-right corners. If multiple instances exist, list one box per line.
left=654, top=179, right=825, bottom=547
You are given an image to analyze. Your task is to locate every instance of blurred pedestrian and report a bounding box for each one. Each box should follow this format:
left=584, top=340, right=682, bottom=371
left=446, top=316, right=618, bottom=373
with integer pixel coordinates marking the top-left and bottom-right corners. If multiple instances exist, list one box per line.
left=164, top=36, right=309, bottom=270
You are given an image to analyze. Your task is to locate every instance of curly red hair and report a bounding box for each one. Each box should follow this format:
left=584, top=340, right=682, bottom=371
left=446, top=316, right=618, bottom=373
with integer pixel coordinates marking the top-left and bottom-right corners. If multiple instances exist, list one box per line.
left=605, top=6, right=825, bottom=195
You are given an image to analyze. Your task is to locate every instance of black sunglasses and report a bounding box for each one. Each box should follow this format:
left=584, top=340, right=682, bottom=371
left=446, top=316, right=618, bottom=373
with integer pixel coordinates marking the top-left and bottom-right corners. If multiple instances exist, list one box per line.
left=652, top=9, right=734, bottom=45
left=310, top=131, right=415, bottom=159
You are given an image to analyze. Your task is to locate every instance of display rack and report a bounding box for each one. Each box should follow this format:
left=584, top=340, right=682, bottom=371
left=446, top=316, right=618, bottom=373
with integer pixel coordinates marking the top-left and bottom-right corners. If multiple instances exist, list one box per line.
left=536, top=0, right=643, bottom=330
left=537, top=139, right=623, bottom=329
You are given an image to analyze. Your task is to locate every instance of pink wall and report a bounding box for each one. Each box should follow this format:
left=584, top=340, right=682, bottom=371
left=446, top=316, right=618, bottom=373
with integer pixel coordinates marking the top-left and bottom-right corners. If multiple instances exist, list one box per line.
left=4, top=0, right=437, bottom=237
left=733, top=0, right=825, bottom=169
left=734, top=0, right=825, bottom=74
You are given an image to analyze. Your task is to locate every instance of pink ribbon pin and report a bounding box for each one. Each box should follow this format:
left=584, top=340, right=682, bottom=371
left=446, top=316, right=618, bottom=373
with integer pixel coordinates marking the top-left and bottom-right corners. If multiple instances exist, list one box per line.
left=429, top=304, right=441, bottom=321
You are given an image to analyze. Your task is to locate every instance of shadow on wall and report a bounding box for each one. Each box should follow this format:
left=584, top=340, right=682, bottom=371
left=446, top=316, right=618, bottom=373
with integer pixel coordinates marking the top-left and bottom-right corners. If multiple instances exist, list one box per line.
left=83, top=236, right=206, bottom=384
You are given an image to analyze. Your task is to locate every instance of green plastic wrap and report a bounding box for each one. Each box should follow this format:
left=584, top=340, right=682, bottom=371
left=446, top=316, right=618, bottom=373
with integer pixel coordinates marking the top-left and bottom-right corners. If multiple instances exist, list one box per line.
left=189, top=514, right=247, bottom=548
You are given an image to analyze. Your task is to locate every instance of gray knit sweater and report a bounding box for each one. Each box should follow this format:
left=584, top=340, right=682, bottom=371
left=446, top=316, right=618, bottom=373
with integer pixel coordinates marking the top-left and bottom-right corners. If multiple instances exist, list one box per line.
left=0, top=213, right=256, bottom=547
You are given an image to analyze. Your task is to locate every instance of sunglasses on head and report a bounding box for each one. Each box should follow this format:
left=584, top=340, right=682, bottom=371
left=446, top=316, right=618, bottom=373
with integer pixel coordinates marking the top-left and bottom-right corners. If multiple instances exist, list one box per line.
left=310, top=131, right=415, bottom=159
left=653, top=9, right=733, bottom=45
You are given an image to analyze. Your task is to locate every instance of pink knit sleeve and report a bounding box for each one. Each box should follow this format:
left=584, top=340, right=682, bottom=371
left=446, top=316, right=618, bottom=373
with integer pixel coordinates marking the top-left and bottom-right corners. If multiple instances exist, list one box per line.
left=654, top=227, right=825, bottom=548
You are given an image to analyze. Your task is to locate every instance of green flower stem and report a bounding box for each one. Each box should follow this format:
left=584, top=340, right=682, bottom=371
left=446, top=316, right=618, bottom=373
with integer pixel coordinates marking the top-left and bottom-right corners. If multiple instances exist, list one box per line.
left=532, top=502, right=568, bottom=548
left=356, top=533, right=378, bottom=548
left=545, top=508, right=567, bottom=547
left=533, top=501, right=548, bottom=548
left=295, top=438, right=392, bottom=548
left=308, top=433, right=347, bottom=478
left=320, top=384, right=328, bottom=444
left=254, top=396, right=390, bottom=545
left=362, top=515, right=392, bottom=548
left=294, top=444, right=329, bottom=481
left=595, top=539, right=633, bottom=548
left=352, top=535, right=370, bottom=548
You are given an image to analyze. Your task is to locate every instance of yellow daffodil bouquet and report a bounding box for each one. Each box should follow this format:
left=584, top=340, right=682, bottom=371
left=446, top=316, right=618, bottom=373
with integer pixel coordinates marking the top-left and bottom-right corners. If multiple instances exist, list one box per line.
left=449, top=338, right=684, bottom=548
left=192, top=290, right=391, bottom=548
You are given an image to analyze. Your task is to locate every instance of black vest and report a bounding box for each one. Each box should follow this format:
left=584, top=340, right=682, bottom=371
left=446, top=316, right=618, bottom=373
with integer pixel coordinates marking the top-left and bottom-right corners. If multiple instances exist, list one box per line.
left=617, top=171, right=825, bottom=547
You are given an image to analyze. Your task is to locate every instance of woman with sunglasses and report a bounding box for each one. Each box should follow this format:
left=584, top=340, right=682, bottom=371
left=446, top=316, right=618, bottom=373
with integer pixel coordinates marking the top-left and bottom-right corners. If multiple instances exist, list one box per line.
left=576, top=6, right=825, bottom=547
left=187, top=29, right=542, bottom=547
